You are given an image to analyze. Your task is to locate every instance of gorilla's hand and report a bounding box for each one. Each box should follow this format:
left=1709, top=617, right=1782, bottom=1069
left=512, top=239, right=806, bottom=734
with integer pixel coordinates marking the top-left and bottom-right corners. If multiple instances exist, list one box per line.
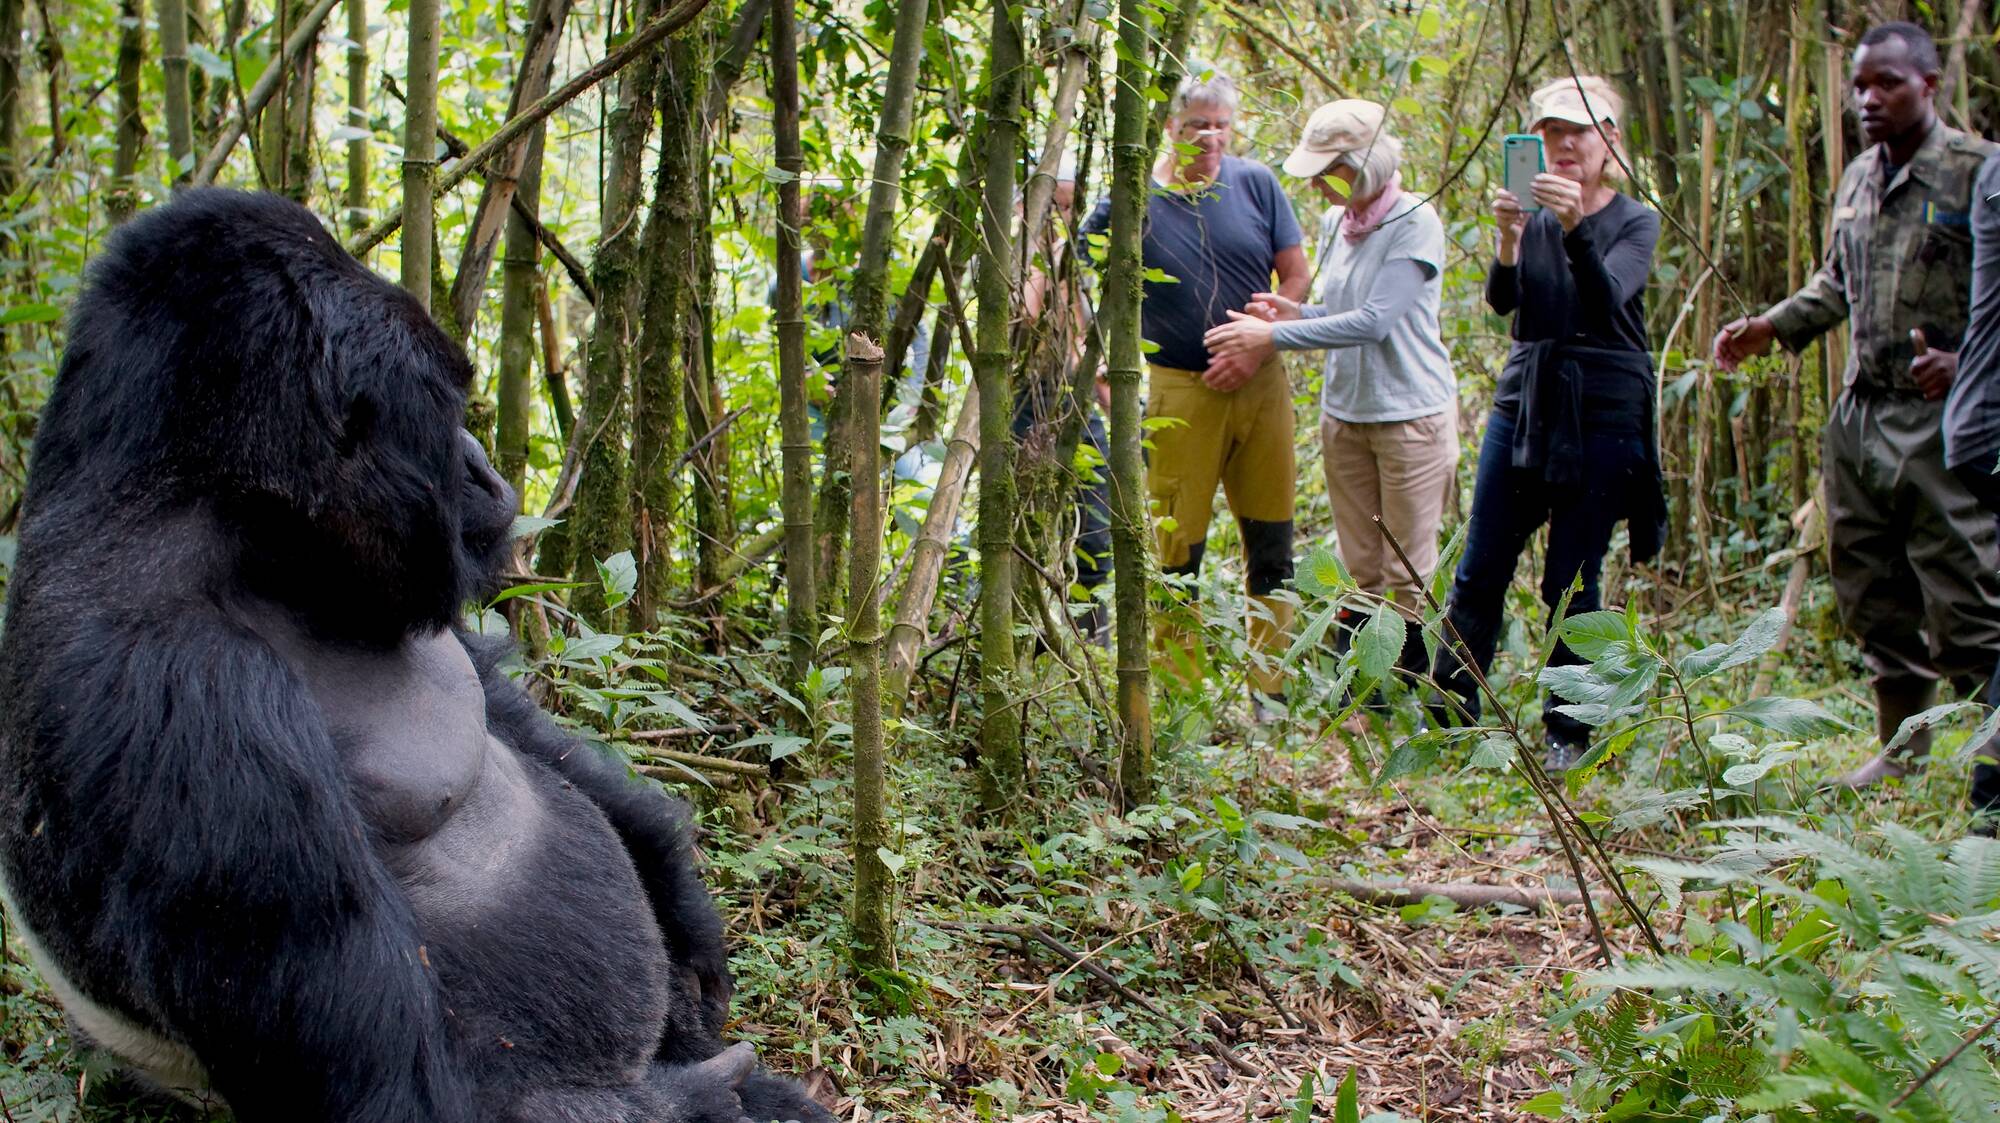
left=650, top=1042, right=760, bottom=1123
left=505, top=1045, right=757, bottom=1123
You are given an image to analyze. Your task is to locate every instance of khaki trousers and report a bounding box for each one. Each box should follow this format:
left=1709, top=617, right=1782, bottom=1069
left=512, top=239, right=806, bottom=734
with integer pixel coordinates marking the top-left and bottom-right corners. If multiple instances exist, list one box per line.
left=1319, top=406, right=1460, bottom=614
left=1145, top=357, right=1296, bottom=692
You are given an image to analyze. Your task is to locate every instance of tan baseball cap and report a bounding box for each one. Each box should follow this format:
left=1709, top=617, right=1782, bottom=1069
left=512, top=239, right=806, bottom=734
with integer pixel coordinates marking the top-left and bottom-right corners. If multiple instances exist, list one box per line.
left=1528, top=77, right=1622, bottom=130
left=1281, top=99, right=1389, bottom=178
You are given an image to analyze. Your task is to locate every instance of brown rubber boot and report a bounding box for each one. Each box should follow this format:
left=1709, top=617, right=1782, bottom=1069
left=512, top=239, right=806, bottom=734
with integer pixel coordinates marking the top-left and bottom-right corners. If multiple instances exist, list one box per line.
left=1837, top=679, right=1937, bottom=789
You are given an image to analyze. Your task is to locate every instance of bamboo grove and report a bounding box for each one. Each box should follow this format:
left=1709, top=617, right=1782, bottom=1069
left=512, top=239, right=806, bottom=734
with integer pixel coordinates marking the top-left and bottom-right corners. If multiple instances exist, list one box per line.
left=1, top=0, right=1998, bottom=1009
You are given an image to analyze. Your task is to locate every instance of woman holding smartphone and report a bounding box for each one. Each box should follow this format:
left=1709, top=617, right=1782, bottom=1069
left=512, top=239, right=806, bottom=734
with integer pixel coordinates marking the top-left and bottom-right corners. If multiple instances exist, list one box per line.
left=1204, top=100, right=1456, bottom=703
left=1430, top=75, right=1664, bottom=769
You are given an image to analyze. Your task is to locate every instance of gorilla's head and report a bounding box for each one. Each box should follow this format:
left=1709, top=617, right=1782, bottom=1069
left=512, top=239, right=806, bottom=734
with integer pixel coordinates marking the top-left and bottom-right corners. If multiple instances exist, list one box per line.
left=29, top=189, right=517, bottom=644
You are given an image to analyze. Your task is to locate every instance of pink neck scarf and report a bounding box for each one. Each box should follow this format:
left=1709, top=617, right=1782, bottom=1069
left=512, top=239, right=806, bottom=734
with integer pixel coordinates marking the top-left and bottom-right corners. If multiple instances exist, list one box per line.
left=1340, top=173, right=1405, bottom=243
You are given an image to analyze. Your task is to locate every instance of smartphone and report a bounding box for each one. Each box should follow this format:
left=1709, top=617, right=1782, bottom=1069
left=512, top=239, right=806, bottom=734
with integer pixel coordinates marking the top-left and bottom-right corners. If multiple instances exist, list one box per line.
left=1503, top=133, right=1544, bottom=212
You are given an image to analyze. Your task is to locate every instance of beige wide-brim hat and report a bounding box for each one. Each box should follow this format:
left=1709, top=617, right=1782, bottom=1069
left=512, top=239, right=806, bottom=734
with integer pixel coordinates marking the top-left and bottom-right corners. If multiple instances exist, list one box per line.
left=1527, top=77, right=1622, bottom=130
left=1281, top=99, right=1390, bottom=178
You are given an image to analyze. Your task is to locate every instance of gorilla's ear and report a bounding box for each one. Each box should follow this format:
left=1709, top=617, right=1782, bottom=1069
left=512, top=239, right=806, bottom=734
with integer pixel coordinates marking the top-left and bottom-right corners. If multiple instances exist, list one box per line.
left=337, top=394, right=379, bottom=458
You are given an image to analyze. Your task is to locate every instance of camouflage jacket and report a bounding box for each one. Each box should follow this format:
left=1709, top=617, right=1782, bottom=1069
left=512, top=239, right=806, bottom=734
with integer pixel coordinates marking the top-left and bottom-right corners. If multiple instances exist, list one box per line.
left=1766, top=120, right=1999, bottom=394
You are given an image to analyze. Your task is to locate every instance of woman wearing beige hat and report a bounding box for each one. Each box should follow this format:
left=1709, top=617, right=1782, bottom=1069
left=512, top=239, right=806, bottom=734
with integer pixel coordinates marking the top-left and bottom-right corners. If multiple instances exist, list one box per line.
left=1205, top=99, right=1457, bottom=702
left=1428, top=75, right=1665, bottom=770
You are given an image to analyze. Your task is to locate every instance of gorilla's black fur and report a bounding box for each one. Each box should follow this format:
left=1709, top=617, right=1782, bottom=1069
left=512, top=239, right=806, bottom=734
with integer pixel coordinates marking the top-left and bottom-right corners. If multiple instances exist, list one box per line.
left=0, top=190, right=829, bottom=1123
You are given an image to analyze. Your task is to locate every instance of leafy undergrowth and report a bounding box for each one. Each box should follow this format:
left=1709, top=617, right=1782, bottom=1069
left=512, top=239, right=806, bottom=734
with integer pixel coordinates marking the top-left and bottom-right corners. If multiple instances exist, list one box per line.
left=5, top=559, right=1999, bottom=1121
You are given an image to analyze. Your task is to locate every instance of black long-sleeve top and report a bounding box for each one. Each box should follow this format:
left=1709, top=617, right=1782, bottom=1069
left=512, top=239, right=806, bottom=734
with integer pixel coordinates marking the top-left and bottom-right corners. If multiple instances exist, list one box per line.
left=1486, top=193, right=1660, bottom=408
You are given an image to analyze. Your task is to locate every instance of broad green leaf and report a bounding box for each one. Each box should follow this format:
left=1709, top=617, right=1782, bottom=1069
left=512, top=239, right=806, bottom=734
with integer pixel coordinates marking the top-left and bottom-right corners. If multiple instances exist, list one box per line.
left=1722, top=696, right=1853, bottom=738
left=875, top=848, right=906, bottom=876
left=1557, top=610, right=1630, bottom=661
left=1416, top=8, right=1441, bottom=37
left=1356, top=604, right=1405, bottom=682
left=596, top=550, right=638, bottom=611
left=0, top=303, right=60, bottom=326
left=1468, top=735, right=1517, bottom=770
left=1335, top=1068, right=1359, bottom=1123
left=1675, top=606, right=1786, bottom=679
left=730, top=732, right=811, bottom=762
left=509, top=514, right=563, bottom=538
left=1378, top=732, right=1447, bottom=784
left=1883, top=700, right=1983, bottom=753
left=486, top=579, right=585, bottom=606
left=1296, top=544, right=1351, bottom=597
left=1519, top=1090, right=1565, bottom=1118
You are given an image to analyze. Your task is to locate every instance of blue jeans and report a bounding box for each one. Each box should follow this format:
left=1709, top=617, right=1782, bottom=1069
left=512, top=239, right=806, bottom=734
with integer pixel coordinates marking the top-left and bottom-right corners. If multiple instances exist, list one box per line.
left=1434, top=405, right=1649, bottom=745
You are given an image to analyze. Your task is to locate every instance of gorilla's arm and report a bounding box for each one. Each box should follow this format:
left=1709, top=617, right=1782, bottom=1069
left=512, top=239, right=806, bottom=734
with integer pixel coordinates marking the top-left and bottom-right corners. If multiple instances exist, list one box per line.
left=14, top=615, right=478, bottom=1123
left=463, top=632, right=735, bottom=1043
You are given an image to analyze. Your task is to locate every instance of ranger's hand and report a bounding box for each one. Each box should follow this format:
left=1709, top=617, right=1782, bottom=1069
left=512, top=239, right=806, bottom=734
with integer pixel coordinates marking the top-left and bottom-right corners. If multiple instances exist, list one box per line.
left=1712, top=316, right=1776, bottom=372
left=1910, top=329, right=1957, bottom=401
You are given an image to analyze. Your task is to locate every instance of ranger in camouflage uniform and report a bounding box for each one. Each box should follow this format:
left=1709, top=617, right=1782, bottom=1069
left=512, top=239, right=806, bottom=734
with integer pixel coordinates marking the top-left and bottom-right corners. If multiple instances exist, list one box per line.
left=1716, top=22, right=2000, bottom=786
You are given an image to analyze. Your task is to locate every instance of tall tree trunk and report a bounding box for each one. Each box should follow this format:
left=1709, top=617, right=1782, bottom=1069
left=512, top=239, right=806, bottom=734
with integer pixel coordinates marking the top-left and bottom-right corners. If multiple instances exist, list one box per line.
left=846, top=333, right=893, bottom=974
left=343, top=0, right=367, bottom=226
left=258, top=0, right=317, bottom=201
left=772, top=0, right=813, bottom=693
left=629, top=21, right=707, bottom=629
left=194, top=0, right=337, bottom=183
left=399, top=0, right=441, bottom=308
left=1784, top=0, right=1811, bottom=510
left=1106, top=0, right=1153, bottom=807
left=107, top=0, right=144, bottom=224
left=973, top=0, right=1023, bottom=811
left=699, top=0, right=768, bottom=130
left=564, top=0, right=665, bottom=626
left=494, top=132, right=553, bottom=496
left=444, top=0, right=572, bottom=342
left=158, top=0, right=192, bottom=185
left=35, top=0, right=64, bottom=161
left=812, top=0, right=928, bottom=622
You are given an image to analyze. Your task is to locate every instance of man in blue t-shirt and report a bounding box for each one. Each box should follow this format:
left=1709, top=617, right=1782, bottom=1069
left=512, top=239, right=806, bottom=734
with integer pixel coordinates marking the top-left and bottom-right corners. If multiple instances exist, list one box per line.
left=1080, top=68, right=1310, bottom=703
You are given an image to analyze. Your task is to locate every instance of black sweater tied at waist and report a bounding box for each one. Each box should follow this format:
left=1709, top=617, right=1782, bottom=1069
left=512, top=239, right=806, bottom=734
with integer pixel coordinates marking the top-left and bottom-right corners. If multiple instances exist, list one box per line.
left=1504, top=339, right=1667, bottom=563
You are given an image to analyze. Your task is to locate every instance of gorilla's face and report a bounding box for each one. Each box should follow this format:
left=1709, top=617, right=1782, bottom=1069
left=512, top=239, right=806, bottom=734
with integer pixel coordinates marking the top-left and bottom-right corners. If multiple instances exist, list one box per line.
left=457, top=431, right=519, bottom=600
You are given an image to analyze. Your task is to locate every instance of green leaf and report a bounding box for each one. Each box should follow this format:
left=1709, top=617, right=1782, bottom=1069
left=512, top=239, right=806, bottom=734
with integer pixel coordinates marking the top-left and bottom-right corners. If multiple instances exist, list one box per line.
left=1468, top=735, right=1516, bottom=770
left=642, top=693, right=710, bottom=731
left=1555, top=610, right=1630, bottom=661
left=1289, top=1071, right=1317, bottom=1123
left=1519, top=1091, right=1565, bottom=1118
left=730, top=732, right=811, bottom=763
left=1356, top=604, right=1406, bottom=682
left=0, top=303, right=61, bottom=326
left=875, top=848, right=906, bottom=876
left=1675, top=606, right=1786, bottom=679
left=188, top=43, right=234, bottom=80
left=486, top=578, right=586, bottom=605
left=1722, top=696, right=1852, bottom=738
left=1416, top=8, right=1441, bottom=37
left=1335, top=1068, right=1359, bottom=1123
left=1883, top=700, right=1984, bottom=753
left=509, top=514, right=563, bottom=538
left=1296, top=544, right=1351, bottom=597
left=596, top=550, right=638, bottom=611
left=1378, top=732, right=1445, bottom=785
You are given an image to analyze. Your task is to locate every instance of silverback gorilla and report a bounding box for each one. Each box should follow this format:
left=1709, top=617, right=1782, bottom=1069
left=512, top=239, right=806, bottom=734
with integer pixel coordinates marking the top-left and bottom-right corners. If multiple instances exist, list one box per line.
left=0, top=190, right=830, bottom=1123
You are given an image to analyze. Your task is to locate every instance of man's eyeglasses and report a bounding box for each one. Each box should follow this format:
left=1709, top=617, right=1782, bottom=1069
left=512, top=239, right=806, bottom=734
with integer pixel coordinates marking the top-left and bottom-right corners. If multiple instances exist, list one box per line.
left=1176, top=117, right=1233, bottom=138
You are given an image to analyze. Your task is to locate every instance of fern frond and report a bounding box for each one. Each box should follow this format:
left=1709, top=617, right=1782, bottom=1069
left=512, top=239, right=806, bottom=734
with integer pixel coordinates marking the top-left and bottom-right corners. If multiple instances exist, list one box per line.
left=1947, top=835, right=2000, bottom=914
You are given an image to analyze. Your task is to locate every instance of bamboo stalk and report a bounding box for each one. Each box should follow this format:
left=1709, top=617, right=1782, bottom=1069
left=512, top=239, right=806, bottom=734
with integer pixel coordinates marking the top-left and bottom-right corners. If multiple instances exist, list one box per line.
left=107, top=0, right=143, bottom=224
left=813, top=0, right=931, bottom=621
left=158, top=0, right=192, bottom=184
left=846, top=332, right=893, bottom=973
left=883, top=384, right=981, bottom=712
left=397, top=0, right=441, bottom=308
left=1106, top=0, right=1155, bottom=807
left=973, top=0, right=1025, bottom=811
left=771, top=0, right=813, bottom=693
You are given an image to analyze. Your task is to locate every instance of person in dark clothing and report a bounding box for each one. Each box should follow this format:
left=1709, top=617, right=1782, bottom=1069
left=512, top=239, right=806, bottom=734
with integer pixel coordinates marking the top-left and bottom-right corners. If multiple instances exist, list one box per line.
left=1431, top=75, right=1665, bottom=770
left=1942, top=149, right=2000, bottom=827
